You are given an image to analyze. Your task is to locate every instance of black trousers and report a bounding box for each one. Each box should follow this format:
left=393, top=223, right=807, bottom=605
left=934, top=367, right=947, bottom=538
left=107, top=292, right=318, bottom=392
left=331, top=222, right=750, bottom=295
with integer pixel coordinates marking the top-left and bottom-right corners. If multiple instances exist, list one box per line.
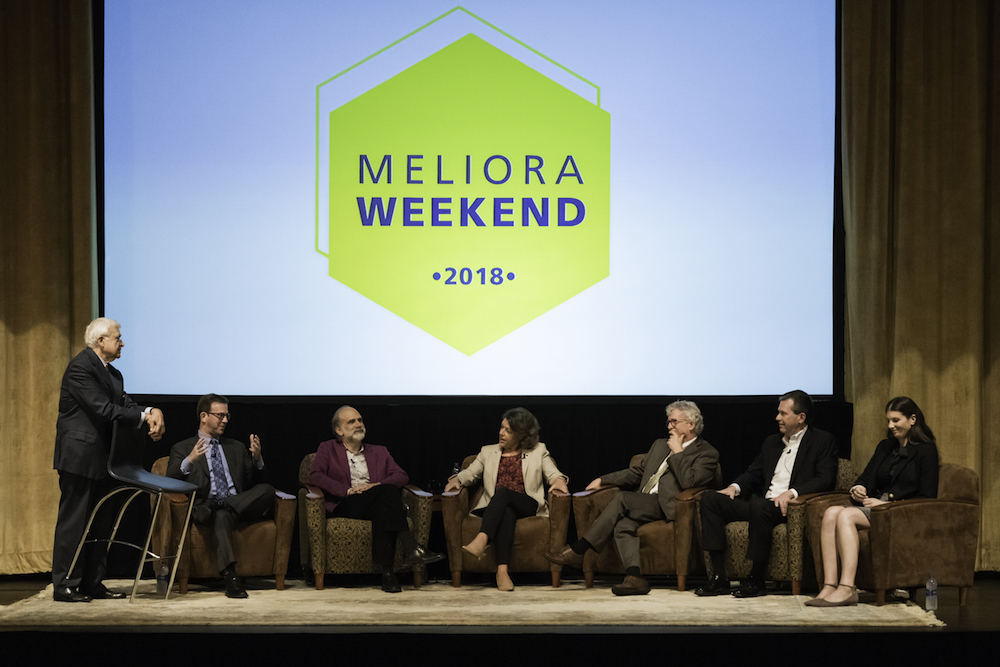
left=473, top=486, right=538, bottom=565
left=699, top=491, right=786, bottom=563
left=193, top=483, right=275, bottom=572
left=331, top=484, right=408, bottom=567
left=52, top=471, right=113, bottom=591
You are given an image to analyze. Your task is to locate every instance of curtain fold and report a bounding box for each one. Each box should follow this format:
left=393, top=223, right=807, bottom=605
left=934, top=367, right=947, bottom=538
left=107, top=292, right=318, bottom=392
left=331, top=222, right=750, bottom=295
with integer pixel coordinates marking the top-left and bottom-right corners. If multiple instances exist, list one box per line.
left=0, top=0, right=96, bottom=574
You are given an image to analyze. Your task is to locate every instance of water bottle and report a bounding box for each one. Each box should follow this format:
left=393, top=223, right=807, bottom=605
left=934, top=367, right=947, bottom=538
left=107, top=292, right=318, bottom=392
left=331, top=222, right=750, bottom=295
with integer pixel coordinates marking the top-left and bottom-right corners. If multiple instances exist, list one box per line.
left=924, top=574, right=938, bottom=611
left=156, top=563, right=169, bottom=596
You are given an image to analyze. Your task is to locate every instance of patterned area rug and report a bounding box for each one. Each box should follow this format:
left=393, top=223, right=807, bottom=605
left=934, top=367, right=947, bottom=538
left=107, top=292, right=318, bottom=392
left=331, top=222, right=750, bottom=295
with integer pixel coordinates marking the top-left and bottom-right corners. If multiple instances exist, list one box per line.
left=0, top=580, right=943, bottom=629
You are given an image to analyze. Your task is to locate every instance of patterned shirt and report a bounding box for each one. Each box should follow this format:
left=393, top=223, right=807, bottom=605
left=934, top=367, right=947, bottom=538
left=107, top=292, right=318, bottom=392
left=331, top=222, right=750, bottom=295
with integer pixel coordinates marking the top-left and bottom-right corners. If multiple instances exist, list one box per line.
left=496, top=454, right=526, bottom=494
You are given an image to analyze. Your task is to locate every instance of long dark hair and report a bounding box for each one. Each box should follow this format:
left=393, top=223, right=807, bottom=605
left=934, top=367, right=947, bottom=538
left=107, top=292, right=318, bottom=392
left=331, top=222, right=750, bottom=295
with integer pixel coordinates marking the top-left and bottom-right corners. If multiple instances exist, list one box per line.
left=885, top=396, right=936, bottom=445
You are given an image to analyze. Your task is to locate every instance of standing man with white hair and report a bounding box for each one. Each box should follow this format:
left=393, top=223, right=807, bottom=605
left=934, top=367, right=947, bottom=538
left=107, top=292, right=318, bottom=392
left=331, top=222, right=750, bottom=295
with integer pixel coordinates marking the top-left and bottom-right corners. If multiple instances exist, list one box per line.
left=546, top=401, right=719, bottom=596
left=51, top=317, right=165, bottom=602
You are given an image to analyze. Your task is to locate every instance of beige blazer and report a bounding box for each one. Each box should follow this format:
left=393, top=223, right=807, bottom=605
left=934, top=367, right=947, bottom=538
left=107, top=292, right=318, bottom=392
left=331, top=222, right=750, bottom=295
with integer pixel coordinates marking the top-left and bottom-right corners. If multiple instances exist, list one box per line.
left=454, top=442, right=567, bottom=517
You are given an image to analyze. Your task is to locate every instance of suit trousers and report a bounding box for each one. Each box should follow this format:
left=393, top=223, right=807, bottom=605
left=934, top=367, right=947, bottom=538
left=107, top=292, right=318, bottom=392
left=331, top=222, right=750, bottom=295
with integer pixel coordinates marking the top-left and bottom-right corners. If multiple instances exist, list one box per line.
left=472, top=486, right=538, bottom=565
left=331, top=484, right=409, bottom=567
left=52, top=471, right=113, bottom=590
left=583, top=491, right=664, bottom=571
left=699, top=491, right=786, bottom=563
left=194, top=483, right=275, bottom=572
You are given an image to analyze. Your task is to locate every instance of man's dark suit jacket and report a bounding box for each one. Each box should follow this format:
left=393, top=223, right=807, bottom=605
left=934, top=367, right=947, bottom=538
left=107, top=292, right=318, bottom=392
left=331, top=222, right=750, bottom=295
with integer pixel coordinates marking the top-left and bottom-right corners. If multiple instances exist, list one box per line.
left=855, top=438, right=939, bottom=501
left=732, top=426, right=838, bottom=497
left=599, top=437, right=719, bottom=521
left=166, top=436, right=265, bottom=501
left=54, top=347, right=146, bottom=479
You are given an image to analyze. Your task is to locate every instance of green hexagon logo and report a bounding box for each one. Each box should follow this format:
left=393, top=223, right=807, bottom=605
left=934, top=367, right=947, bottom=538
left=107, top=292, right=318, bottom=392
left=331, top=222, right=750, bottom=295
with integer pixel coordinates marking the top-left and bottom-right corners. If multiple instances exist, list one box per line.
left=317, top=12, right=609, bottom=355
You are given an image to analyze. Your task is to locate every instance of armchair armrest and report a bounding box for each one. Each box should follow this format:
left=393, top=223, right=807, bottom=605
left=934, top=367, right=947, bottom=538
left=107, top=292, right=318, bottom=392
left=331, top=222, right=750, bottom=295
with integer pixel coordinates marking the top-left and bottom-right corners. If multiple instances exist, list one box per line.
left=571, top=486, right=621, bottom=537
left=867, top=497, right=980, bottom=588
left=300, top=487, right=329, bottom=575
left=400, top=485, right=433, bottom=549
left=547, top=490, right=572, bottom=554
left=440, top=487, right=471, bottom=568
left=271, top=492, right=296, bottom=579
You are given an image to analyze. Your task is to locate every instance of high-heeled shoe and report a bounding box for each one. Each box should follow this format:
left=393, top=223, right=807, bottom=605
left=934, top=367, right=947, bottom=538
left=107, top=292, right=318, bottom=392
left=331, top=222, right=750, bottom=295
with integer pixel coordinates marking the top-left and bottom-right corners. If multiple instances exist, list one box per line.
left=807, top=584, right=859, bottom=607
left=462, top=543, right=489, bottom=560
left=804, top=583, right=839, bottom=607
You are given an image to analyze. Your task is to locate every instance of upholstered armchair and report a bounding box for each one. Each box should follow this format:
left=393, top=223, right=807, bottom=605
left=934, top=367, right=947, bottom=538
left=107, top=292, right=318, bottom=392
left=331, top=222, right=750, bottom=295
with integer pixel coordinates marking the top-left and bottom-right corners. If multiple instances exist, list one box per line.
left=297, top=453, right=434, bottom=590
left=441, top=453, right=571, bottom=587
left=699, top=458, right=858, bottom=595
left=572, top=454, right=723, bottom=591
left=805, top=462, right=980, bottom=605
left=149, top=457, right=296, bottom=594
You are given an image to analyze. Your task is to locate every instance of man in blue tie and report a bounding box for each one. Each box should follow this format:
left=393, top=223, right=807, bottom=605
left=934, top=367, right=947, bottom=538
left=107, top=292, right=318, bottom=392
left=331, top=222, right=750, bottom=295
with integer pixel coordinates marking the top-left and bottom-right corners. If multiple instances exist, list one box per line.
left=166, top=394, right=274, bottom=598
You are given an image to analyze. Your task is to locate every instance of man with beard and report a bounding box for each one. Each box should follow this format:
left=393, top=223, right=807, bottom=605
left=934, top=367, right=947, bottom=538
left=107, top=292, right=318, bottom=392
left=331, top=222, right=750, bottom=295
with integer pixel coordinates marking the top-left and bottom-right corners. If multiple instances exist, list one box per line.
left=308, top=406, right=443, bottom=592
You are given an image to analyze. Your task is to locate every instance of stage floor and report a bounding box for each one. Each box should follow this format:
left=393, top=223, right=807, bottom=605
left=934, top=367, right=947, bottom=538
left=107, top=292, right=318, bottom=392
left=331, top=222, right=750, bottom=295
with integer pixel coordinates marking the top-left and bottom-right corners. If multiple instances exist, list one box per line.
left=2, top=573, right=998, bottom=664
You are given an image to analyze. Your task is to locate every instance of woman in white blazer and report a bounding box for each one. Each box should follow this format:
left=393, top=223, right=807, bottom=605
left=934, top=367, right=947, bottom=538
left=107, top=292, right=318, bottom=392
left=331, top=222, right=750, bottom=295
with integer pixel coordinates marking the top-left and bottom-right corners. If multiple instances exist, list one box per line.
left=444, top=407, right=568, bottom=591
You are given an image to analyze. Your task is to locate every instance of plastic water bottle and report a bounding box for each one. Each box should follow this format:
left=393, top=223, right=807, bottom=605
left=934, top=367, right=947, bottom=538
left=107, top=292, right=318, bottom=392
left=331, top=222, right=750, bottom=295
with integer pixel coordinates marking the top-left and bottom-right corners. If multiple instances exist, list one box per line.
left=925, top=574, right=938, bottom=611
left=156, top=563, right=169, bottom=596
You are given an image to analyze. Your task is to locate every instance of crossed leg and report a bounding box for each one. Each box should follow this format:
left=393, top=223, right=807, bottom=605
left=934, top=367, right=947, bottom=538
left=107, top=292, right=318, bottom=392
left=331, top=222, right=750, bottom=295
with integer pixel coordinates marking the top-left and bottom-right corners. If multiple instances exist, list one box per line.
left=814, top=505, right=870, bottom=602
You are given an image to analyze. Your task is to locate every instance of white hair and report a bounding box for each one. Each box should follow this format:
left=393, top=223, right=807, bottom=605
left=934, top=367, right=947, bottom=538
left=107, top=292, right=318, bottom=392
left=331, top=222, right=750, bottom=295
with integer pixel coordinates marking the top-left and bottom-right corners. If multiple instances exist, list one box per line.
left=84, top=318, right=120, bottom=348
left=666, top=400, right=704, bottom=436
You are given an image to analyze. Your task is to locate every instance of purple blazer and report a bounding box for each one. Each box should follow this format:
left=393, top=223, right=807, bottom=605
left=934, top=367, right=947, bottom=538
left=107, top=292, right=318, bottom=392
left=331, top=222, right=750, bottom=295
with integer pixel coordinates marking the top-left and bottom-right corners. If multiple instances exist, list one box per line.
left=308, top=438, right=409, bottom=513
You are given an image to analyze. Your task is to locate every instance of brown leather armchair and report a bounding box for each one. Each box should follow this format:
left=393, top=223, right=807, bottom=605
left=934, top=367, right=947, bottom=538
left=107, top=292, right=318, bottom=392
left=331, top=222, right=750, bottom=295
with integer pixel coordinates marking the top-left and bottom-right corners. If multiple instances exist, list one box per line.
left=297, top=453, right=434, bottom=590
left=700, top=458, right=858, bottom=595
left=572, top=454, right=723, bottom=591
left=805, top=462, right=980, bottom=605
left=149, top=457, right=295, bottom=593
left=441, top=453, right=571, bottom=587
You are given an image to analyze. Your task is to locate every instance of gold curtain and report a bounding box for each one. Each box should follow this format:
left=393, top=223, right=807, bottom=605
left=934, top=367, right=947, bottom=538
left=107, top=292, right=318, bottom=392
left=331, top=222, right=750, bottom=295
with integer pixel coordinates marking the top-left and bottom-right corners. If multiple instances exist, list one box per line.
left=843, top=0, right=1000, bottom=569
left=0, top=0, right=96, bottom=573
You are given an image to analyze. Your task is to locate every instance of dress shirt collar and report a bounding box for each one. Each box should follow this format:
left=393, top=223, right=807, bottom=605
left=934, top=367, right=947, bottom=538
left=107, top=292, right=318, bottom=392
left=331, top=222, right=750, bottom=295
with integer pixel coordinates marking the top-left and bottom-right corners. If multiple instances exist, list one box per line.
left=782, top=424, right=808, bottom=448
left=197, top=430, right=220, bottom=445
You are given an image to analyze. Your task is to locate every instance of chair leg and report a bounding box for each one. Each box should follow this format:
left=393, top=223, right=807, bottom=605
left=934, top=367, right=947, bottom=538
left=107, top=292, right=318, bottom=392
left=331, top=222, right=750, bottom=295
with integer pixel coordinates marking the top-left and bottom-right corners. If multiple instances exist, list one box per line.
left=451, top=571, right=462, bottom=587
left=960, top=586, right=970, bottom=606
left=677, top=574, right=686, bottom=592
left=791, top=579, right=800, bottom=596
left=275, top=575, right=285, bottom=591
left=314, top=573, right=324, bottom=590
left=551, top=570, right=561, bottom=588
left=413, top=569, right=422, bottom=589
left=875, top=589, right=886, bottom=606
left=179, top=577, right=189, bottom=595
left=584, top=571, right=595, bottom=588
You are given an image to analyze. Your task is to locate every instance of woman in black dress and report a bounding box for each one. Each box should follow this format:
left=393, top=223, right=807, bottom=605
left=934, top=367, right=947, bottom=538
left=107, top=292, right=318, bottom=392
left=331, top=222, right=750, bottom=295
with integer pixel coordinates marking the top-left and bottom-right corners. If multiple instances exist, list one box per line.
left=806, top=396, right=939, bottom=607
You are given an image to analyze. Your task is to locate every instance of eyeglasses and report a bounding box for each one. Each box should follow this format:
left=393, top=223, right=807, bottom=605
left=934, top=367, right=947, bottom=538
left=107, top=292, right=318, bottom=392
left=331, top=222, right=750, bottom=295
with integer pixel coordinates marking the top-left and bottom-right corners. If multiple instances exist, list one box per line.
left=667, top=419, right=688, bottom=426
left=208, top=412, right=231, bottom=421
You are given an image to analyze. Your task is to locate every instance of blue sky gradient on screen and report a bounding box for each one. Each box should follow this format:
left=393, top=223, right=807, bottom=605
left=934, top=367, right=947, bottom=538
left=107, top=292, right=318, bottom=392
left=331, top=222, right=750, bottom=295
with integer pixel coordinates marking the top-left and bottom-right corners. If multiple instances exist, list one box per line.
left=103, top=0, right=834, bottom=396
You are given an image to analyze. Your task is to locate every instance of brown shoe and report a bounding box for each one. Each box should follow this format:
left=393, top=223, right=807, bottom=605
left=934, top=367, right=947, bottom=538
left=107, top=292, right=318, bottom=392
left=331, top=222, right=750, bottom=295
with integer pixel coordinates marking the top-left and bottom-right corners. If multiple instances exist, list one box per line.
left=544, top=545, right=584, bottom=567
left=612, top=575, right=651, bottom=596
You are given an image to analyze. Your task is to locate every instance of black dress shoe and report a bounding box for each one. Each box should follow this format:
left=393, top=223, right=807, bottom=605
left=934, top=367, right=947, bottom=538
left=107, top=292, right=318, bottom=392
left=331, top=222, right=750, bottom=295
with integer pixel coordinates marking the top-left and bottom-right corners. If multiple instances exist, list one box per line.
left=732, top=579, right=767, bottom=598
left=221, top=568, right=248, bottom=599
left=402, top=545, right=445, bottom=566
left=694, top=574, right=732, bottom=596
left=53, top=586, right=91, bottom=603
left=87, top=586, right=126, bottom=600
left=381, top=570, right=402, bottom=593
left=612, top=575, right=651, bottom=596
left=544, top=545, right=584, bottom=567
